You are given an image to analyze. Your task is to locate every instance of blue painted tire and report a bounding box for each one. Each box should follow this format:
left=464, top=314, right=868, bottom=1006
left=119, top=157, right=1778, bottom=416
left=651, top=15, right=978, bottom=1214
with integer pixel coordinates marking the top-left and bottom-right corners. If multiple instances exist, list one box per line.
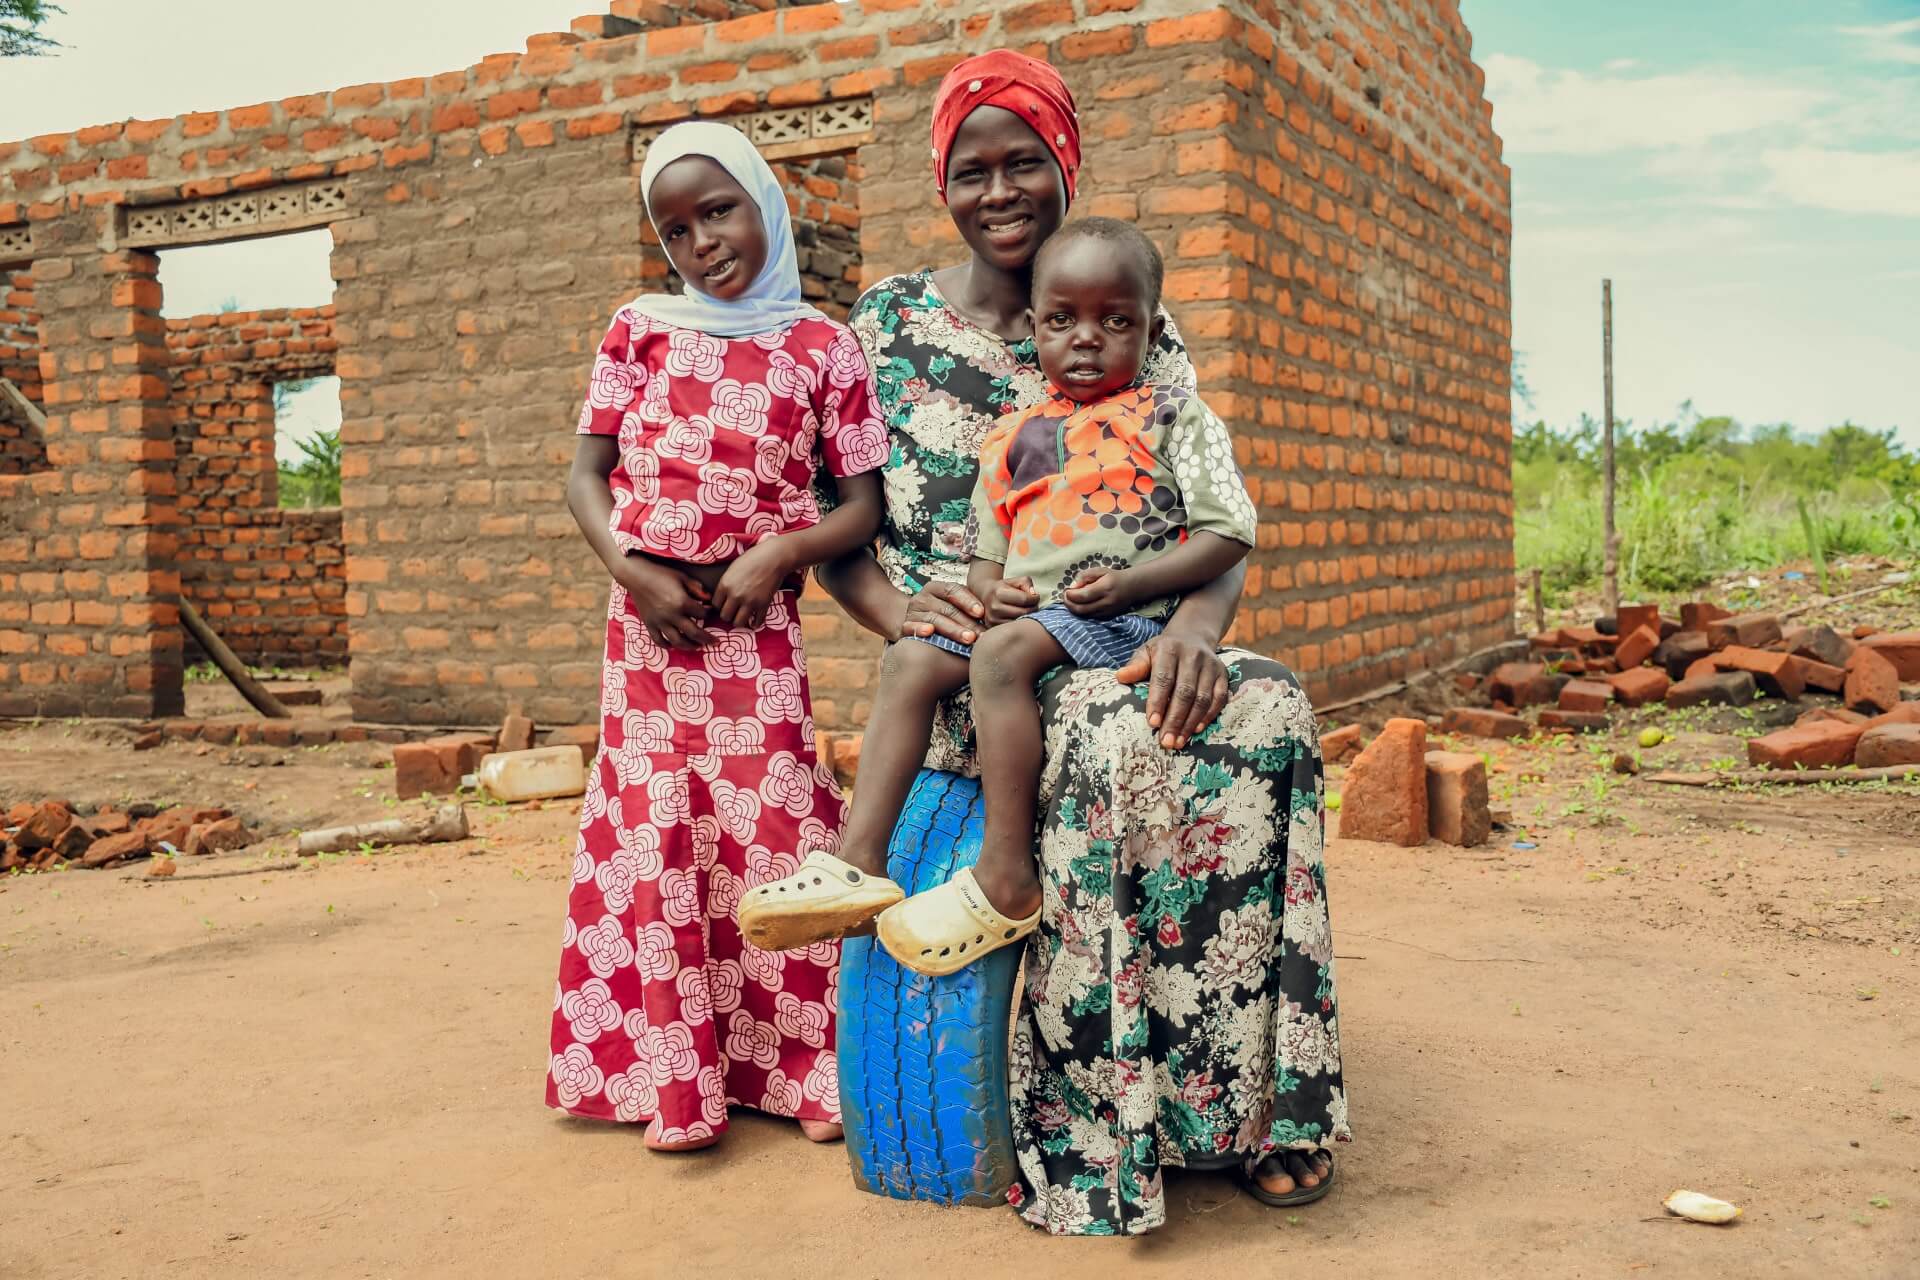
left=838, top=769, right=1021, bottom=1207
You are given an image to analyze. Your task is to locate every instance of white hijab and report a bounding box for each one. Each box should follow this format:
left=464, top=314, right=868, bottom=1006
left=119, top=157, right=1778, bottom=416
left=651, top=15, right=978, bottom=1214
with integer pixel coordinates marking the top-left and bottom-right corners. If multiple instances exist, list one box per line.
left=633, top=122, right=824, bottom=338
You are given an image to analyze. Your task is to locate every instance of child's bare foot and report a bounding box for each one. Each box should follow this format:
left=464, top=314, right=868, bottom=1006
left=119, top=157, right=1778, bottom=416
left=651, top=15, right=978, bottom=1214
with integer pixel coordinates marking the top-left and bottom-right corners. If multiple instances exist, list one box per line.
left=798, top=1118, right=843, bottom=1143
left=970, top=859, right=1043, bottom=923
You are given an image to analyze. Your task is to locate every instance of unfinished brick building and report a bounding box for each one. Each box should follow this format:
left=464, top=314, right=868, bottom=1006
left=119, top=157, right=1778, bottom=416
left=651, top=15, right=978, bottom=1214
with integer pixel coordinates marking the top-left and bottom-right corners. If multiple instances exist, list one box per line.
left=0, top=0, right=1514, bottom=735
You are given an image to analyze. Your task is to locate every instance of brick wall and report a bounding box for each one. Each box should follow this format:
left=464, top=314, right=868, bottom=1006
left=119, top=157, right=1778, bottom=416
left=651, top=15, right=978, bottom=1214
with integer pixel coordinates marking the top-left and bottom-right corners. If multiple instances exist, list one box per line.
left=0, top=266, right=46, bottom=474
left=168, top=307, right=347, bottom=668
left=0, top=0, right=1511, bottom=726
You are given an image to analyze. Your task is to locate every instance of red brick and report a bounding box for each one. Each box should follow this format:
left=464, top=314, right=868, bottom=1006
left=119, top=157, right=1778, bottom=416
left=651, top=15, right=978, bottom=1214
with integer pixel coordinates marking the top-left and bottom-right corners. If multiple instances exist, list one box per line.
left=1856, top=723, right=1920, bottom=768
left=1616, top=604, right=1661, bottom=640
left=1844, top=647, right=1900, bottom=715
left=1789, top=624, right=1855, bottom=669
left=1798, top=659, right=1847, bottom=694
left=1488, top=662, right=1556, bottom=709
left=1716, top=646, right=1805, bottom=699
left=1859, top=631, right=1920, bottom=681
left=499, top=713, right=535, bottom=754
left=1320, top=722, right=1363, bottom=764
left=1558, top=679, right=1614, bottom=714
left=1654, top=631, right=1711, bottom=679
left=1606, top=667, right=1670, bottom=707
left=1613, top=624, right=1659, bottom=671
left=1866, top=703, right=1920, bottom=729
left=184, top=815, right=252, bottom=856
left=1336, top=717, right=1426, bottom=846
left=1680, top=602, right=1731, bottom=631
left=1706, top=613, right=1783, bottom=651
left=1424, top=750, right=1489, bottom=848
left=1746, top=721, right=1864, bottom=770
left=545, top=725, right=600, bottom=764
left=1665, top=671, right=1756, bottom=709
left=80, top=829, right=149, bottom=868
left=1538, top=710, right=1609, bottom=733
left=393, top=741, right=458, bottom=799
left=1440, top=707, right=1529, bottom=740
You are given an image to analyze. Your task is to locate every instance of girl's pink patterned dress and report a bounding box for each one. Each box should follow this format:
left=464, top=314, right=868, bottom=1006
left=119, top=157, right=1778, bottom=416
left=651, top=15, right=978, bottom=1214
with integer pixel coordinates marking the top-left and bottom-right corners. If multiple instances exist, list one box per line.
left=546, top=310, right=888, bottom=1142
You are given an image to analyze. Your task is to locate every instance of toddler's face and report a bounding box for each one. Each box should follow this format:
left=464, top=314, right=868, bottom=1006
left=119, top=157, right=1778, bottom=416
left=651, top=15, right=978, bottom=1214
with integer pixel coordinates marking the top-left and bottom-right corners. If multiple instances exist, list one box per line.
left=1028, top=238, right=1162, bottom=404
left=648, top=157, right=768, bottom=302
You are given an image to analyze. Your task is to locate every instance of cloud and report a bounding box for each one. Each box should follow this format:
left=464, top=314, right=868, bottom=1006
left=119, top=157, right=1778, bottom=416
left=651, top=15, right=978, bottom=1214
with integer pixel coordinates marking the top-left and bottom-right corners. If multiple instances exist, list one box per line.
left=1762, top=146, right=1920, bottom=217
left=1837, top=17, right=1920, bottom=65
left=1483, top=54, right=1825, bottom=155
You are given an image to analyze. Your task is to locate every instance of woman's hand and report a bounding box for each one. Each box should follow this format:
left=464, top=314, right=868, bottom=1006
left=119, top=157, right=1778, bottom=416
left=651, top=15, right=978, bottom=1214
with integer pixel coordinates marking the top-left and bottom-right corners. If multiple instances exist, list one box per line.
left=1114, top=626, right=1232, bottom=750
left=712, top=538, right=794, bottom=630
left=617, top=556, right=712, bottom=649
left=898, top=578, right=988, bottom=645
left=1062, top=567, right=1135, bottom=620
left=983, top=576, right=1040, bottom=627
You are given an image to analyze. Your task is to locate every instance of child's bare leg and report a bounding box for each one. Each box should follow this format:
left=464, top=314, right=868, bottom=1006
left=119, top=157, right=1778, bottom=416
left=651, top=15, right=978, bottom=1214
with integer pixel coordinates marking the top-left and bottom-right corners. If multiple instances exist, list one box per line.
left=968, top=620, right=1068, bottom=920
left=836, top=639, right=970, bottom=877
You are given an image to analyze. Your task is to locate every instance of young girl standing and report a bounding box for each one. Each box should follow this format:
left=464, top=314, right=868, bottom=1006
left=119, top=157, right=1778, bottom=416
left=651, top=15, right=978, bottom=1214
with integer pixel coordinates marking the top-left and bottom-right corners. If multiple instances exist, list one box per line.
left=545, top=123, right=887, bottom=1152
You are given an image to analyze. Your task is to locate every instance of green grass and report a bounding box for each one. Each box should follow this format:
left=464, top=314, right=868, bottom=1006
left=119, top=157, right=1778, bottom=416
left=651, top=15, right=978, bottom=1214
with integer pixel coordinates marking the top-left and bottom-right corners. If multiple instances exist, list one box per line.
left=1514, top=414, right=1920, bottom=600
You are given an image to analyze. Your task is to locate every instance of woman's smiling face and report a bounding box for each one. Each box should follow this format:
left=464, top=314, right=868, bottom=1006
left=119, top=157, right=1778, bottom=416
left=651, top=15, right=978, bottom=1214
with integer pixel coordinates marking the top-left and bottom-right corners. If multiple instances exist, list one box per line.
left=647, top=156, right=768, bottom=301
left=943, top=105, right=1069, bottom=274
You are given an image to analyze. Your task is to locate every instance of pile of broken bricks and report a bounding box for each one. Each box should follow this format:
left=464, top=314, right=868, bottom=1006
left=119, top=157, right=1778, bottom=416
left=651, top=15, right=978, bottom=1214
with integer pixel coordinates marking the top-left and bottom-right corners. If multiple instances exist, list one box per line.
left=1, top=801, right=254, bottom=874
left=1478, top=604, right=1919, bottom=771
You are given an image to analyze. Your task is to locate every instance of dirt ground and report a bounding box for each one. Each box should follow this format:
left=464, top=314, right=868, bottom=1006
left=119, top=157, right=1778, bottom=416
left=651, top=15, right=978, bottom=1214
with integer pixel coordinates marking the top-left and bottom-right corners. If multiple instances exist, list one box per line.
left=4, top=686, right=1919, bottom=1278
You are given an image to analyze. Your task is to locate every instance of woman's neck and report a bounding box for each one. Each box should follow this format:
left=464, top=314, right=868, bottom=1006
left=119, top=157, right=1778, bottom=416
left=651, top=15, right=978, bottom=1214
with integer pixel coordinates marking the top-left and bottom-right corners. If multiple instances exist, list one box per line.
left=936, top=255, right=1033, bottom=341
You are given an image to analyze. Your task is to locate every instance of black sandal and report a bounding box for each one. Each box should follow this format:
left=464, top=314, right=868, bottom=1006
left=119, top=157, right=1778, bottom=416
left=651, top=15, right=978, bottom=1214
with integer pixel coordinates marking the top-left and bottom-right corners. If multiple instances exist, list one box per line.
left=1238, top=1151, right=1335, bottom=1207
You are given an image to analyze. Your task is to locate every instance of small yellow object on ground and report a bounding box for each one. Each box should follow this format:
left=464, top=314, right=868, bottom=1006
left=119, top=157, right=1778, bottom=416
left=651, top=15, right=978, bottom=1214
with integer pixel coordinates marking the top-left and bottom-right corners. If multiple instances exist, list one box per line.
left=1639, top=728, right=1667, bottom=748
left=1326, top=791, right=1342, bottom=811
left=1664, top=1189, right=1741, bottom=1224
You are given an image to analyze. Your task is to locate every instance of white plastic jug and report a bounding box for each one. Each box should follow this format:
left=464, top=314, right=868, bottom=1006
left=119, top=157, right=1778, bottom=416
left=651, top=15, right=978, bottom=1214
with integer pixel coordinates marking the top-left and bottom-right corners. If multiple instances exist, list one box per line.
left=476, top=746, right=586, bottom=802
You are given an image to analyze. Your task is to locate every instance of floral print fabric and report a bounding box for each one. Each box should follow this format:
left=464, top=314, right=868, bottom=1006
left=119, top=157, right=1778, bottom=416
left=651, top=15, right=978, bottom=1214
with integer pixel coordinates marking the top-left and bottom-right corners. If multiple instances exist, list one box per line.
left=546, top=590, right=847, bottom=1139
left=849, top=272, right=1349, bottom=1236
left=577, top=309, right=887, bottom=565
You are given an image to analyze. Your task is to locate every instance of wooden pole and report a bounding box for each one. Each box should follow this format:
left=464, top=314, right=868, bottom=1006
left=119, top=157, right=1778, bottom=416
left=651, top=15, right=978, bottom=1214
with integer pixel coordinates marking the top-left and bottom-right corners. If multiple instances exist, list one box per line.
left=1530, top=567, right=1545, bottom=634
left=178, top=597, right=292, bottom=719
left=1601, top=279, right=1619, bottom=617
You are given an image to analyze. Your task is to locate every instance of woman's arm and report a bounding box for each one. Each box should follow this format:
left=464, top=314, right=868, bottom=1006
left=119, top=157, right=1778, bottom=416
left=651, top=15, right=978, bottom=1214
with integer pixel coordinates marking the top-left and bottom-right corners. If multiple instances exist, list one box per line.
left=817, top=548, right=987, bottom=646
left=1113, top=560, right=1245, bottom=749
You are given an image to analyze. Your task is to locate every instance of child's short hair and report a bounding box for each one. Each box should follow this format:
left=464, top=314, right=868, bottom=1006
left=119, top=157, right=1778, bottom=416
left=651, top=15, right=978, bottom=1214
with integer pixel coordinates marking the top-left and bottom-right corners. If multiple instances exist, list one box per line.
left=1032, top=218, right=1165, bottom=311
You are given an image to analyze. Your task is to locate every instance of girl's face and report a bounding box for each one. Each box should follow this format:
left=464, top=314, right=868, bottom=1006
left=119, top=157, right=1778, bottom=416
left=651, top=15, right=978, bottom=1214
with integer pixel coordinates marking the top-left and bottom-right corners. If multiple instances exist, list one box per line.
left=943, top=106, right=1069, bottom=274
left=648, top=156, right=768, bottom=301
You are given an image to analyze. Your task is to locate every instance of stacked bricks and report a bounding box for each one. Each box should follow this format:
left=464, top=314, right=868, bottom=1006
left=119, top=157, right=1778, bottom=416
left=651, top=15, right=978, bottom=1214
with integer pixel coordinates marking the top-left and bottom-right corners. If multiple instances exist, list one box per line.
left=166, top=307, right=346, bottom=668
left=0, top=0, right=1512, bottom=729
left=0, top=265, right=46, bottom=473
left=0, top=212, right=181, bottom=718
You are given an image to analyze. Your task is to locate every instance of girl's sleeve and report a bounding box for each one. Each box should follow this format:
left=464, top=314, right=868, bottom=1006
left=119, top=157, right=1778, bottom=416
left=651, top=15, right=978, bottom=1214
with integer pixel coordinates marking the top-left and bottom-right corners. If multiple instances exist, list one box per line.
left=1167, top=394, right=1257, bottom=546
left=816, top=324, right=891, bottom=478
left=575, top=310, right=642, bottom=436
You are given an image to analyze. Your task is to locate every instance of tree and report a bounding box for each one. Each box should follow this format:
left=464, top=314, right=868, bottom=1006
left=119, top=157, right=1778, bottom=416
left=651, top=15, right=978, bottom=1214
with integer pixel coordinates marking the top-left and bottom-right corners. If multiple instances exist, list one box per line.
left=1, top=1, right=62, bottom=57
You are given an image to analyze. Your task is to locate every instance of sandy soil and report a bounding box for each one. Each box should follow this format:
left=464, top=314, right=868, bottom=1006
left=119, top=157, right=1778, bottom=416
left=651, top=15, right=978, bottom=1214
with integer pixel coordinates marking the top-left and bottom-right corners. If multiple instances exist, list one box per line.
left=3, top=709, right=1918, bottom=1279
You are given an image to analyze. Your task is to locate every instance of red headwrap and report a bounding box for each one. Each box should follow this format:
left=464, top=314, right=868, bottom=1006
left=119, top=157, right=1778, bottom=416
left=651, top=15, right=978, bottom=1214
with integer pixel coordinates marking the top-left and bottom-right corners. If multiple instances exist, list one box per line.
left=931, top=50, right=1081, bottom=205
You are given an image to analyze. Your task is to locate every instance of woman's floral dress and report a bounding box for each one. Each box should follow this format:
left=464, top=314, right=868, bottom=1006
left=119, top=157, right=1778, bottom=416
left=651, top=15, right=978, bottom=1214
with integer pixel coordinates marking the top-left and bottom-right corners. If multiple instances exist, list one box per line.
left=849, top=273, right=1351, bottom=1236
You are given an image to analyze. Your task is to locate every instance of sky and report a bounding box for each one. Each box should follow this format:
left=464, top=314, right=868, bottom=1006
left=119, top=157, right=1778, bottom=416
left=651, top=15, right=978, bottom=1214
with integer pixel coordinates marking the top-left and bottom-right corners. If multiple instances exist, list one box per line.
left=2, top=0, right=1916, bottom=450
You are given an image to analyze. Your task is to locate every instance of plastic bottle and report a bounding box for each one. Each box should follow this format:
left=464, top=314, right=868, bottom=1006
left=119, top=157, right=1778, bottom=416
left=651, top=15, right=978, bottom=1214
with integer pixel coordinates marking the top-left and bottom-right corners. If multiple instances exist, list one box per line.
left=476, top=746, right=586, bottom=802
